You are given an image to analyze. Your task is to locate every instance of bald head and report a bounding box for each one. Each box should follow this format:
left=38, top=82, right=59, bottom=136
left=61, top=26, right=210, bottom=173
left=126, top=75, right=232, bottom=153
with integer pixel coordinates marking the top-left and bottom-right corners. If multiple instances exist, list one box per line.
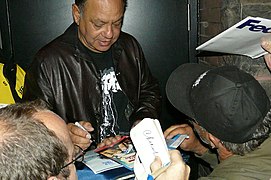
left=34, top=110, right=77, bottom=180
left=0, top=100, right=70, bottom=179
left=34, top=110, right=72, bottom=148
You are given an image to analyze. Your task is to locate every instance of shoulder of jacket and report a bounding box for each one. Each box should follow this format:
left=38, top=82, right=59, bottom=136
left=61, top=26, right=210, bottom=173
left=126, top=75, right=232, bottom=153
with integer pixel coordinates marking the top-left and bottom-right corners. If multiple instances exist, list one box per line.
left=119, top=31, right=138, bottom=43
left=36, top=23, right=76, bottom=60
left=117, top=31, right=142, bottom=51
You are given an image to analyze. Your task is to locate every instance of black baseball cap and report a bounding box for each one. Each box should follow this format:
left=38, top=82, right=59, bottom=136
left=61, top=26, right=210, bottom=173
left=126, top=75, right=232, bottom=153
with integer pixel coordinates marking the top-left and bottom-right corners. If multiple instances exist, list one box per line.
left=166, top=63, right=270, bottom=143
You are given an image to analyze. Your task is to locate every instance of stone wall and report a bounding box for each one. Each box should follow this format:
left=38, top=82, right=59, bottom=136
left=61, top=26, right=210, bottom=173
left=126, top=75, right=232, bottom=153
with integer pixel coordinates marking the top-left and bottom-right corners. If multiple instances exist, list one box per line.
left=198, top=0, right=271, bottom=97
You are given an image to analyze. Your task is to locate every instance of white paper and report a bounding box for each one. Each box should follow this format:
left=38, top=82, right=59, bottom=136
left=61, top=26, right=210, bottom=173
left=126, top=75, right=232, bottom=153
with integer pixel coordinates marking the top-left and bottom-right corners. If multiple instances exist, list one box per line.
left=0, top=104, right=8, bottom=109
left=130, top=118, right=170, bottom=175
left=196, top=16, right=271, bottom=59
left=133, top=154, right=148, bottom=180
left=166, top=134, right=189, bottom=149
left=83, top=150, right=123, bottom=174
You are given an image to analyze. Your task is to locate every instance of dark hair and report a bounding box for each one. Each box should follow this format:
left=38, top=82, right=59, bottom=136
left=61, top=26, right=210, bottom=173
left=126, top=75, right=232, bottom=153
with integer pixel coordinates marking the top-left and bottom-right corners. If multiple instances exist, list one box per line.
left=0, top=100, right=70, bottom=179
left=221, top=109, right=271, bottom=155
left=75, top=0, right=127, bottom=12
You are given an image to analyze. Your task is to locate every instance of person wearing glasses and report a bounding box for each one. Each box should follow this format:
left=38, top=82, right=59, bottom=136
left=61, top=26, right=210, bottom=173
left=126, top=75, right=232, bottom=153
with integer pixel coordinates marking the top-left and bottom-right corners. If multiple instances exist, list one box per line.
left=161, top=63, right=271, bottom=179
left=0, top=100, right=86, bottom=180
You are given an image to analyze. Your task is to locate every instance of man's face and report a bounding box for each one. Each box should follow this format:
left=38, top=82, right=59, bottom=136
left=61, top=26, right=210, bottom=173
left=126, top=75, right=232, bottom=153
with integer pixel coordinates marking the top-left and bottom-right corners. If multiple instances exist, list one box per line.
left=35, top=111, right=77, bottom=180
left=73, top=0, right=124, bottom=53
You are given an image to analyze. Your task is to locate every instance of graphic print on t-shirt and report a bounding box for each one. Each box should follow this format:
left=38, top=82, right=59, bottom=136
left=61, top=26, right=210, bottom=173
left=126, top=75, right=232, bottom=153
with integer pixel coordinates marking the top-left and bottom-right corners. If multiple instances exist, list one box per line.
left=100, top=67, right=122, bottom=140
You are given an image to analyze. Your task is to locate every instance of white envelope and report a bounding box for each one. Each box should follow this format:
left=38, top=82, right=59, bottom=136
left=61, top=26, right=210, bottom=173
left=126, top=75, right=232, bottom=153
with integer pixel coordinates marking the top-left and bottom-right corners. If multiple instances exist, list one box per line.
left=196, top=16, right=271, bottom=59
left=130, top=118, right=170, bottom=176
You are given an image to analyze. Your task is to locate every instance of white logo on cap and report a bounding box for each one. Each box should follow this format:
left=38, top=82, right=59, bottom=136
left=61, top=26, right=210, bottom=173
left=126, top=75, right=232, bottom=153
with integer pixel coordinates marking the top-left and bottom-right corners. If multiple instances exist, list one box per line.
left=192, top=70, right=209, bottom=88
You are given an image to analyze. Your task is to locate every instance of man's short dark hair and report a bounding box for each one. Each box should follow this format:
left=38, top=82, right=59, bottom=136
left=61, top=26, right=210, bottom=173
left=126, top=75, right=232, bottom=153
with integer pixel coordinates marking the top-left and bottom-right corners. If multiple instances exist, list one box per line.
left=75, top=0, right=127, bottom=12
left=221, top=109, right=271, bottom=155
left=0, top=100, right=70, bottom=179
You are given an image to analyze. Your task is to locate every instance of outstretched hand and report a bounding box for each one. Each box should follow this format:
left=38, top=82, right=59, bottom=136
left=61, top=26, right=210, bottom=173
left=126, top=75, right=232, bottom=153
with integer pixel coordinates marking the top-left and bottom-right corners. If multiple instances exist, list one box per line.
left=164, top=124, right=208, bottom=155
left=97, top=135, right=122, bottom=148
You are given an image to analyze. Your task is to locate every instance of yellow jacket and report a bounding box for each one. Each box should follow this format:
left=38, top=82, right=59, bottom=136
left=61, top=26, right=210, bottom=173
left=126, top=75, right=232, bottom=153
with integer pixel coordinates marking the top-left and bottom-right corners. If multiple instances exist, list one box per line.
left=0, top=63, right=25, bottom=104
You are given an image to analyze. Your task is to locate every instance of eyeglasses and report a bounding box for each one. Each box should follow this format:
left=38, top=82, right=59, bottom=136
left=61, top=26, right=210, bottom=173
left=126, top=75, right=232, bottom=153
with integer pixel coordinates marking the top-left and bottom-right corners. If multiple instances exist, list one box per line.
left=189, top=120, right=212, bottom=146
left=61, top=145, right=85, bottom=169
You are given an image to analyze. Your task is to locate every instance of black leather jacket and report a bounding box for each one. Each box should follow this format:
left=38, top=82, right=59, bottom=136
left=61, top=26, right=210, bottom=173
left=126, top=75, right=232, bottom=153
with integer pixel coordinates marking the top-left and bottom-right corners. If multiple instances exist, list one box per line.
left=23, top=23, right=161, bottom=141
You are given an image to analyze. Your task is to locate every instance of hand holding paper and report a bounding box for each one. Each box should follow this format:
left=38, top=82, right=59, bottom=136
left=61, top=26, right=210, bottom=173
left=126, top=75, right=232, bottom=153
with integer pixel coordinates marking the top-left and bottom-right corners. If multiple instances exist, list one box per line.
left=130, top=118, right=170, bottom=176
left=196, top=16, right=271, bottom=59
left=150, top=150, right=190, bottom=180
left=130, top=118, right=189, bottom=180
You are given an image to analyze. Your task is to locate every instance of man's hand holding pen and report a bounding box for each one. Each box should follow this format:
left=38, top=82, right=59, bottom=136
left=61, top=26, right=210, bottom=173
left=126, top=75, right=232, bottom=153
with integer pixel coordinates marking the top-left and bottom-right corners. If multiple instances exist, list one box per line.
left=67, top=121, right=95, bottom=150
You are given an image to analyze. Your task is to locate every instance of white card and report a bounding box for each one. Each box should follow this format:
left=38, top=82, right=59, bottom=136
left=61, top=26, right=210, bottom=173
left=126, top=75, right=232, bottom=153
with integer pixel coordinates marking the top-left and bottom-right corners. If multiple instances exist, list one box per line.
left=196, top=16, right=271, bottom=59
left=83, top=150, right=123, bottom=174
left=166, top=134, right=189, bottom=149
left=130, top=118, right=170, bottom=175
